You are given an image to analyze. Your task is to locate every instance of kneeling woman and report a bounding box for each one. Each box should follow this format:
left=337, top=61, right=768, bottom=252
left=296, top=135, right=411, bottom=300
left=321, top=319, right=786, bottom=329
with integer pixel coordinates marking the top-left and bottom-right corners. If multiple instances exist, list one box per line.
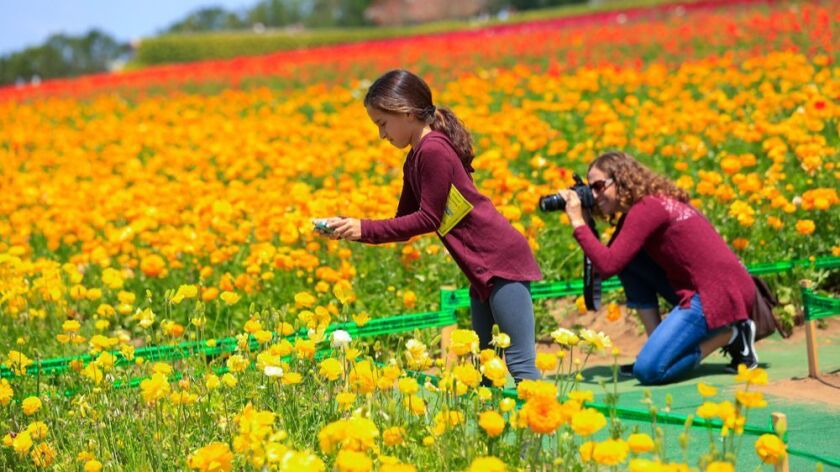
left=558, top=151, right=757, bottom=385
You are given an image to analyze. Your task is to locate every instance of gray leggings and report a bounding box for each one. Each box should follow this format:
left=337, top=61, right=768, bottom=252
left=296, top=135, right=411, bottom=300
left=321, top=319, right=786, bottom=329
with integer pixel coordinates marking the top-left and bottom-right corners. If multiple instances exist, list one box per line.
left=470, top=278, right=541, bottom=382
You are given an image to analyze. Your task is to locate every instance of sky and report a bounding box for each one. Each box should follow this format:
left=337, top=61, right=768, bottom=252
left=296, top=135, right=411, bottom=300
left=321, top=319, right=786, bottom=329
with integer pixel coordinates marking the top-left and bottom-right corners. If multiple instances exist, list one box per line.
left=0, top=0, right=254, bottom=55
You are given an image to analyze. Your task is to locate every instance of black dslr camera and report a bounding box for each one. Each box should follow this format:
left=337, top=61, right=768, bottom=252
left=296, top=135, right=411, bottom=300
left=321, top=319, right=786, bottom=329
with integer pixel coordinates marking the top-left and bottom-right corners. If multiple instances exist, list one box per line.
left=538, top=174, right=596, bottom=213
left=537, top=173, right=602, bottom=311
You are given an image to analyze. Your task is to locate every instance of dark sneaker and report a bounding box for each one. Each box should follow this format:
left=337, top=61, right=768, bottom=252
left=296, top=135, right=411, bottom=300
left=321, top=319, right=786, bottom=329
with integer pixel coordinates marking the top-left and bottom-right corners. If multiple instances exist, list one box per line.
left=619, top=363, right=635, bottom=378
left=724, top=319, right=758, bottom=373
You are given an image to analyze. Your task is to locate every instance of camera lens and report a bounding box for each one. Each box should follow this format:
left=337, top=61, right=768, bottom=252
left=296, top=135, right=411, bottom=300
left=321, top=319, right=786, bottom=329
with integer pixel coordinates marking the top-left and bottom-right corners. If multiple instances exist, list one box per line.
left=538, top=194, right=566, bottom=212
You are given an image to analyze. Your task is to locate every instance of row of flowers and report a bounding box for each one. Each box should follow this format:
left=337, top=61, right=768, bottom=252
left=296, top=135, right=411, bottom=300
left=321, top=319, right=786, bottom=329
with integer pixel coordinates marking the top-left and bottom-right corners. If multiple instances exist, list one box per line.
left=0, top=46, right=836, bottom=358
left=0, top=325, right=788, bottom=470
left=0, top=1, right=835, bottom=100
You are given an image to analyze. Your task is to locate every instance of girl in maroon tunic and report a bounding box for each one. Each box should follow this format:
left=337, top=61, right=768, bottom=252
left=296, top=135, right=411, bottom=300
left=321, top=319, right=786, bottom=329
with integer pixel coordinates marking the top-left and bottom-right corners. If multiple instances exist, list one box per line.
left=322, top=69, right=542, bottom=382
left=558, top=151, right=757, bottom=384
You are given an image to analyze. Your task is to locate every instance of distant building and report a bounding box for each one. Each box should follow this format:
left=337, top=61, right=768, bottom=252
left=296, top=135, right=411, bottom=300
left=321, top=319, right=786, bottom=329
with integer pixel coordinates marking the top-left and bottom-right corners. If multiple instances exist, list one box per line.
left=365, top=0, right=489, bottom=26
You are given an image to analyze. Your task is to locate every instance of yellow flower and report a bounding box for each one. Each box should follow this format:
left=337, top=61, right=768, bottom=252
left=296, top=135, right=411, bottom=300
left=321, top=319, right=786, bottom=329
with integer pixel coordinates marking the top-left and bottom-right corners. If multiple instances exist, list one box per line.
left=452, top=364, right=482, bottom=389
left=499, top=398, right=516, bottom=413
left=571, top=408, right=607, bottom=437
left=205, top=374, right=220, bottom=390
left=735, top=364, right=768, bottom=385
left=579, top=441, right=595, bottom=462
left=480, top=357, right=508, bottom=387
left=479, top=411, right=506, bottom=438
left=25, top=421, right=48, bottom=440
left=550, top=328, right=580, bottom=347
left=22, top=396, right=42, bottom=416
left=696, top=401, right=719, bottom=419
left=188, top=442, right=234, bottom=472
left=403, top=395, right=426, bottom=416
left=294, top=338, right=316, bottom=359
left=697, top=382, right=718, bottom=398
left=6, top=350, right=33, bottom=375
left=220, top=291, right=240, bottom=305
left=335, top=450, right=372, bottom=472
left=30, top=441, right=57, bottom=467
left=627, top=433, right=655, bottom=453
left=520, top=395, right=565, bottom=434
left=319, top=358, right=343, bottom=381
left=593, top=438, right=629, bottom=466
left=579, top=329, right=612, bottom=353
left=397, top=377, right=419, bottom=395
left=535, top=352, right=558, bottom=372
left=294, top=291, right=317, bottom=308
left=225, top=354, right=249, bottom=373
left=280, top=371, right=302, bottom=385
left=567, top=390, right=593, bottom=404
left=795, top=219, right=815, bottom=235
left=140, top=373, right=171, bottom=405
left=736, top=391, right=767, bottom=408
left=84, top=459, right=103, bottom=472
left=706, top=461, right=735, bottom=472
left=0, top=379, right=13, bottom=406
left=12, top=431, right=32, bottom=455
left=332, top=280, right=356, bottom=304
left=62, top=320, right=81, bottom=332
left=171, top=284, right=198, bottom=304
left=468, top=456, right=506, bottom=472
left=606, top=302, right=621, bottom=321
left=352, top=312, right=370, bottom=326
left=448, top=329, right=479, bottom=356
left=140, top=254, right=166, bottom=278
left=336, top=392, right=357, bottom=410
left=382, top=427, right=405, bottom=446
left=755, top=434, right=786, bottom=464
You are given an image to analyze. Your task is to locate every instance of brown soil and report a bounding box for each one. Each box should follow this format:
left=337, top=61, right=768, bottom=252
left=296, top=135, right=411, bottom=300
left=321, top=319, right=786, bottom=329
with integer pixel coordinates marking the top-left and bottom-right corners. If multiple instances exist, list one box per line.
left=537, top=300, right=840, bottom=407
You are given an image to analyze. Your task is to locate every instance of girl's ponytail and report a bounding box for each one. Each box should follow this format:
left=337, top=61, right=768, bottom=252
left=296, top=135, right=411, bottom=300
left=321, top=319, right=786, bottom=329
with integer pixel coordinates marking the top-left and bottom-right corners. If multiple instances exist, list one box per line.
left=431, top=107, right=474, bottom=173
left=365, top=69, right=475, bottom=173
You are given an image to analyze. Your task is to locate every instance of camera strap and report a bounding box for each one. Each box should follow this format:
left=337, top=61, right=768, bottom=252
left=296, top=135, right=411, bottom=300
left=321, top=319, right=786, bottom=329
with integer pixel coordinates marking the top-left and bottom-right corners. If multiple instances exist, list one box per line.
left=583, top=211, right=601, bottom=311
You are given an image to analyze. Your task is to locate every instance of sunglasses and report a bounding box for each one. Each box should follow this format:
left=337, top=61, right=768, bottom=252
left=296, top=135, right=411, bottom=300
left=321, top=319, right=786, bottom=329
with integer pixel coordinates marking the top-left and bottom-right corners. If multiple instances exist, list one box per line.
left=588, top=178, right=613, bottom=193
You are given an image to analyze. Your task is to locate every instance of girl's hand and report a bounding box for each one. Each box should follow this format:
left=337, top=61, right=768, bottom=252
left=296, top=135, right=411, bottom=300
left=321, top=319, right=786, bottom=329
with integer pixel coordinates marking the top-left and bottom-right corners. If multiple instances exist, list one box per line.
left=558, top=190, right=586, bottom=228
left=328, top=217, right=362, bottom=241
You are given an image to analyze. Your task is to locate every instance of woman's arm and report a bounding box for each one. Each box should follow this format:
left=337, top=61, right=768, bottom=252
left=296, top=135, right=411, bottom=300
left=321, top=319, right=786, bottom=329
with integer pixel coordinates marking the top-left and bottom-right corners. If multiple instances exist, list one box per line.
left=572, top=198, right=669, bottom=278
left=339, top=143, right=454, bottom=244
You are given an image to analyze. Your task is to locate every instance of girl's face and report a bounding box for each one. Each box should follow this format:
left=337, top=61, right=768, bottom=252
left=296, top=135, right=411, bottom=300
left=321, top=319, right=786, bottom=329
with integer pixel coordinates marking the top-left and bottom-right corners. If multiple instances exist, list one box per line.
left=366, top=105, right=423, bottom=149
left=587, top=166, right=619, bottom=216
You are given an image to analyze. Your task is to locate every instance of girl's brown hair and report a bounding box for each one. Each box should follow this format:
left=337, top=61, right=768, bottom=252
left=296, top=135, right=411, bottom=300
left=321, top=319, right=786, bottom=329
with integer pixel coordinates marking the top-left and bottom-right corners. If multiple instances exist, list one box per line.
left=589, top=151, right=690, bottom=212
left=365, top=69, right=475, bottom=172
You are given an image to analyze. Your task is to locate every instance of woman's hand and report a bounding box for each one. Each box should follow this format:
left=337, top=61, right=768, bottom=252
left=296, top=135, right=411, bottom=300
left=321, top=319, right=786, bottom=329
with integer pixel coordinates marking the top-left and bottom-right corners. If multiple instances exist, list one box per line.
left=327, top=217, right=362, bottom=241
left=558, top=190, right=586, bottom=228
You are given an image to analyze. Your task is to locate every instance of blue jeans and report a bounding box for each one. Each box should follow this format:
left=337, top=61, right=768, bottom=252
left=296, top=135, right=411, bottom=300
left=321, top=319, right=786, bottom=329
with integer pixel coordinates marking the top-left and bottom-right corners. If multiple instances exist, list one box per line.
left=470, top=278, right=541, bottom=382
left=620, top=251, right=726, bottom=384
left=619, top=249, right=679, bottom=310
left=634, top=294, right=727, bottom=384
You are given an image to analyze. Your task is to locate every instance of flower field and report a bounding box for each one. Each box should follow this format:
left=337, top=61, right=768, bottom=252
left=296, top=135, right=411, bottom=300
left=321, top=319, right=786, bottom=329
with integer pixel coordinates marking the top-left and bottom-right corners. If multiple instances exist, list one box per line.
left=0, top=0, right=837, bottom=470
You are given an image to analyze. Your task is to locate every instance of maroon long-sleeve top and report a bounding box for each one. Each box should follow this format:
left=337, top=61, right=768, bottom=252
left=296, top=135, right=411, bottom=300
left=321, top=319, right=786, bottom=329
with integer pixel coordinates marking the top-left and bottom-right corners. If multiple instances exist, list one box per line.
left=359, top=131, right=542, bottom=300
left=574, top=195, right=755, bottom=329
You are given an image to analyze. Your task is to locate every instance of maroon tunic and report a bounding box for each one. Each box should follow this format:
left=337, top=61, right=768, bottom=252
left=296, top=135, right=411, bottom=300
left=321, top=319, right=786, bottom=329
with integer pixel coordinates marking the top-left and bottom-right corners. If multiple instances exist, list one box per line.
left=573, top=195, right=754, bottom=329
left=360, top=131, right=542, bottom=300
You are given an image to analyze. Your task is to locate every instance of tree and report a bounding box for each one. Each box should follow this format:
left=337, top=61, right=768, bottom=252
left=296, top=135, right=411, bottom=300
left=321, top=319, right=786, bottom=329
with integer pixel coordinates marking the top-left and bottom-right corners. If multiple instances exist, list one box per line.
left=0, top=29, right=129, bottom=86
left=165, top=7, right=246, bottom=33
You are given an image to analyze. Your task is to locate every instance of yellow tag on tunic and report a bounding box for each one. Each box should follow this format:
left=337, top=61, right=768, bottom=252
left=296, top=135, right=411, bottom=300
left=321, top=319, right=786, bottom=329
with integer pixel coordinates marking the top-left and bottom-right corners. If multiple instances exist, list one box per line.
left=437, top=184, right=473, bottom=236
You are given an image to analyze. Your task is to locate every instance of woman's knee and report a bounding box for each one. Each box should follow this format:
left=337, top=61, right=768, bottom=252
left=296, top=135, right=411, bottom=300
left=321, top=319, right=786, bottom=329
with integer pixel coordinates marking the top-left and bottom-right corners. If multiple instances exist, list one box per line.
left=633, top=356, right=666, bottom=385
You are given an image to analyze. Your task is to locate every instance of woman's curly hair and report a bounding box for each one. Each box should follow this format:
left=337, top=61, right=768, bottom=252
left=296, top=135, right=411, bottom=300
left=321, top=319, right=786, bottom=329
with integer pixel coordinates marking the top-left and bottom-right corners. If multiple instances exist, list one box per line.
left=589, top=151, right=689, bottom=213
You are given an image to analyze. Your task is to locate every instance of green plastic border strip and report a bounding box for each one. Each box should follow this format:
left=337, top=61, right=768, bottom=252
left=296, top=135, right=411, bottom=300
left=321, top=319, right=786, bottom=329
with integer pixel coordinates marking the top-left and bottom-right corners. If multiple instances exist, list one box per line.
left=1, top=310, right=456, bottom=379
left=801, top=287, right=840, bottom=322
left=439, top=256, right=840, bottom=311
left=4, top=255, right=838, bottom=380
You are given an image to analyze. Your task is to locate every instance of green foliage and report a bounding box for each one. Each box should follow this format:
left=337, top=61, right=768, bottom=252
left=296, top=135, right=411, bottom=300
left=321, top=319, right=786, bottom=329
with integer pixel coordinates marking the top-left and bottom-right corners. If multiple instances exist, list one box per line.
left=0, top=29, right=129, bottom=85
